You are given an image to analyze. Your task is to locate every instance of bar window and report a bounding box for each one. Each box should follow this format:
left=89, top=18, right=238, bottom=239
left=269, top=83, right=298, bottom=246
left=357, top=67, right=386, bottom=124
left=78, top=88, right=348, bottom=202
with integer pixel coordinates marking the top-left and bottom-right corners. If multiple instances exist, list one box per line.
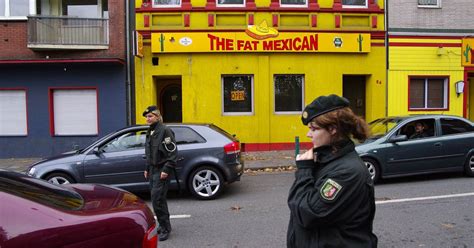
left=274, top=75, right=304, bottom=113
left=342, top=0, right=367, bottom=8
left=153, top=0, right=181, bottom=7
left=216, top=0, right=245, bottom=7
left=418, top=0, right=441, bottom=8
left=222, top=75, right=253, bottom=115
left=280, top=0, right=307, bottom=7
left=0, top=89, right=27, bottom=136
left=409, top=77, right=448, bottom=110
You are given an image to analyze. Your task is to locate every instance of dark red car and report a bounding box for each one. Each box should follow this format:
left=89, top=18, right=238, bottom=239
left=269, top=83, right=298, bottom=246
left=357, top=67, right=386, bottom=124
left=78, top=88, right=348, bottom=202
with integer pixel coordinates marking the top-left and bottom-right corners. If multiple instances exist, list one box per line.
left=0, top=170, right=158, bottom=248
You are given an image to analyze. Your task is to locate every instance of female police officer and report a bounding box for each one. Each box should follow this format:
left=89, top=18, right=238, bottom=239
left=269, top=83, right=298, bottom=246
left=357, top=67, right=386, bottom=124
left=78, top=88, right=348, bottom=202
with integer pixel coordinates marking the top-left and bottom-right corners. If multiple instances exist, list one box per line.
left=287, top=95, right=378, bottom=248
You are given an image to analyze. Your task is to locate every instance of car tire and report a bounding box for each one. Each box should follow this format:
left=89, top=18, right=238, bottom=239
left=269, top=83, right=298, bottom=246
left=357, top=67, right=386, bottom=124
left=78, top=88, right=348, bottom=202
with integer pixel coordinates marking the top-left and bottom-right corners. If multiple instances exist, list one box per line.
left=464, top=153, right=474, bottom=177
left=45, top=173, right=75, bottom=185
left=362, top=158, right=380, bottom=183
left=188, top=166, right=224, bottom=200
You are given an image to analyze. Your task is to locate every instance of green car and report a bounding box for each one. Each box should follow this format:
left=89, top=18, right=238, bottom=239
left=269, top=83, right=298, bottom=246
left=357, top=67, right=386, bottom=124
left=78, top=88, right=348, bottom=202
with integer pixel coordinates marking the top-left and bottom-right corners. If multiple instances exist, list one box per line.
left=356, top=115, right=474, bottom=183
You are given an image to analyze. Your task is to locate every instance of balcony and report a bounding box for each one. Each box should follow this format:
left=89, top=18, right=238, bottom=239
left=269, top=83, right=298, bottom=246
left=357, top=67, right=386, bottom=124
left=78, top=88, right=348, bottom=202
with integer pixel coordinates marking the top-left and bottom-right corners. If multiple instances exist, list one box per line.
left=27, top=16, right=109, bottom=50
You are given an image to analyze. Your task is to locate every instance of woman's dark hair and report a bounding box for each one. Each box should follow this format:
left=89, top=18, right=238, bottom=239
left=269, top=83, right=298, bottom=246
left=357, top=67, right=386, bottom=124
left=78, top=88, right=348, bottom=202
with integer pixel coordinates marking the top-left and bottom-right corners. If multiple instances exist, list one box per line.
left=310, top=107, right=370, bottom=143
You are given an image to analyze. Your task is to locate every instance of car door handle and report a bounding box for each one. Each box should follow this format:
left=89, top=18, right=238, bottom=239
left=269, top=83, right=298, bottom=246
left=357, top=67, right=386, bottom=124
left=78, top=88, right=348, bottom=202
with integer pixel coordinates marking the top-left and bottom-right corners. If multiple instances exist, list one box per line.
left=178, top=157, right=184, bottom=162
left=434, top=142, right=442, bottom=147
left=142, top=155, right=146, bottom=159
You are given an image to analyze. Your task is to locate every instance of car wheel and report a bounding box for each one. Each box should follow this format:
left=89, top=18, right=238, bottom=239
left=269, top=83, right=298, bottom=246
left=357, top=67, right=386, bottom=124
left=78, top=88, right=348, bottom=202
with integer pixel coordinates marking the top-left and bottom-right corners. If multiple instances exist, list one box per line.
left=363, top=158, right=380, bottom=183
left=188, top=166, right=224, bottom=200
left=45, top=173, right=75, bottom=185
left=464, top=154, right=474, bottom=177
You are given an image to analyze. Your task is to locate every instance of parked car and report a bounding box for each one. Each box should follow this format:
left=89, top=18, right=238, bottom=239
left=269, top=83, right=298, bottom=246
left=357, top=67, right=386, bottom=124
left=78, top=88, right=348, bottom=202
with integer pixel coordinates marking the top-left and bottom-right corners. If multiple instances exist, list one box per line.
left=27, top=124, right=244, bottom=200
left=0, top=170, right=157, bottom=248
left=356, top=115, right=474, bottom=183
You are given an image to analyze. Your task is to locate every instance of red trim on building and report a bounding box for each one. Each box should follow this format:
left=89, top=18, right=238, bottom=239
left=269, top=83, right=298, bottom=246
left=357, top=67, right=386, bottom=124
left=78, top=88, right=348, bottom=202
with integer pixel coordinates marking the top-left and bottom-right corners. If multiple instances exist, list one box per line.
left=332, top=0, right=342, bottom=10
left=371, top=43, right=385, bottom=47
left=137, top=30, right=386, bottom=40
left=208, top=14, right=214, bottom=27
left=182, top=0, right=192, bottom=9
left=248, top=14, right=254, bottom=25
left=389, top=35, right=463, bottom=40
left=184, top=14, right=190, bottom=27
left=311, top=14, right=317, bottom=27
left=0, top=59, right=125, bottom=65
left=463, top=70, right=469, bottom=118
left=371, top=15, right=377, bottom=28
left=335, top=15, right=340, bottom=28
left=389, top=42, right=460, bottom=48
left=242, top=142, right=313, bottom=152
left=205, top=0, right=216, bottom=9
left=308, top=0, right=320, bottom=10
left=407, top=75, right=451, bottom=112
left=48, top=87, right=100, bottom=137
left=272, top=14, right=278, bottom=27
left=135, top=6, right=383, bottom=13
left=246, top=0, right=257, bottom=9
left=144, top=15, right=150, bottom=27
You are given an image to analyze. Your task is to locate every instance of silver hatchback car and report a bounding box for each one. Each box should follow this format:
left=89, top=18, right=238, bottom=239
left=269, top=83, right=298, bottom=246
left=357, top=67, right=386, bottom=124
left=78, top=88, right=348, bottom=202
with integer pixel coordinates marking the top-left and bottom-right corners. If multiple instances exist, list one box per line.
left=27, top=124, right=244, bottom=200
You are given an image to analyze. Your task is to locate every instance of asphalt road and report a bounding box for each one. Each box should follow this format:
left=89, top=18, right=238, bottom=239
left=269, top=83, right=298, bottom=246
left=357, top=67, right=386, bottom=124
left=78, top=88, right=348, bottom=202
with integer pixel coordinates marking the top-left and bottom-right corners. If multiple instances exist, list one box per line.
left=144, top=172, right=474, bottom=248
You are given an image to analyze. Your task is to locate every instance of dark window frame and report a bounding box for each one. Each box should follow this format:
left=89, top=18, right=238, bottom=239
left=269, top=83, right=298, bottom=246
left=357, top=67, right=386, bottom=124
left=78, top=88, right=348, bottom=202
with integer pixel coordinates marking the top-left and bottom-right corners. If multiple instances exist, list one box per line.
left=222, top=75, right=254, bottom=115
left=408, top=76, right=448, bottom=111
left=273, top=74, right=305, bottom=114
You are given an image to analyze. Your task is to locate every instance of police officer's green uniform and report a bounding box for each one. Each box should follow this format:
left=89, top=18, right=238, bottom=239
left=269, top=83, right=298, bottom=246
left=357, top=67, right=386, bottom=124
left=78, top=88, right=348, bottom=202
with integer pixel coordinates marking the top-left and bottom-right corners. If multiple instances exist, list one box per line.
left=287, top=94, right=377, bottom=247
left=144, top=108, right=177, bottom=241
left=287, top=140, right=377, bottom=247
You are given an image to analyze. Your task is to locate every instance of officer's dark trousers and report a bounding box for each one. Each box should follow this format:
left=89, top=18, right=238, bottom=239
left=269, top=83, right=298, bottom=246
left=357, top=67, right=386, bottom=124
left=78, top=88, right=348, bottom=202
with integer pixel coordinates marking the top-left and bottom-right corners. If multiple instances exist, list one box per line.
left=149, top=166, right=172, bottom=232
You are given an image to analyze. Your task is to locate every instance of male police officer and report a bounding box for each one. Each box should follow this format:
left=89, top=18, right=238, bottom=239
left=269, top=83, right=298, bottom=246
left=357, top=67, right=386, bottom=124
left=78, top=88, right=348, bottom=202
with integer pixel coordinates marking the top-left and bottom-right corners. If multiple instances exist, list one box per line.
left=143, top=106, right=177, bottom=241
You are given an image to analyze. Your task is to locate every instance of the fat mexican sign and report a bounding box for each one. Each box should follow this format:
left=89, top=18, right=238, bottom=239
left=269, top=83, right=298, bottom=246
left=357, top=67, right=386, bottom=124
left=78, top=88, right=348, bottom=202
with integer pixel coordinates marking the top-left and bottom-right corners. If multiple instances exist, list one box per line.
left=151, top=21, right=370, bottom=53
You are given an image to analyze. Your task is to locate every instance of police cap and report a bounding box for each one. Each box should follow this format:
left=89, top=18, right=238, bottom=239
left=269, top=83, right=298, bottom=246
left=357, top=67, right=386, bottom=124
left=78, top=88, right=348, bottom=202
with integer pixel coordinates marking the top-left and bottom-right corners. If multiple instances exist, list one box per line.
left=142, top=105, right=161, bottom=117
left=301, top=94, right=350, bottom=125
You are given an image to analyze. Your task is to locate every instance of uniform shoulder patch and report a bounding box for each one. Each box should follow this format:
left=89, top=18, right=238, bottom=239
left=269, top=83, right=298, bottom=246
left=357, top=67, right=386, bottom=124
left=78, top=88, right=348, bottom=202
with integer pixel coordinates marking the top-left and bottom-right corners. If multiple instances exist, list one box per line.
left=320, top=178, right=342, bottom=201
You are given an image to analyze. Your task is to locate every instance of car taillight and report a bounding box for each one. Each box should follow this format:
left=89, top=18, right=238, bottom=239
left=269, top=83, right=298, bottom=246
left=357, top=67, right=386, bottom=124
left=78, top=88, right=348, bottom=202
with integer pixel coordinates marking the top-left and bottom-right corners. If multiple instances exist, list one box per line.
left=143, top=223, right=158, bottom=248
left=224, top=141, right=240, bottom=154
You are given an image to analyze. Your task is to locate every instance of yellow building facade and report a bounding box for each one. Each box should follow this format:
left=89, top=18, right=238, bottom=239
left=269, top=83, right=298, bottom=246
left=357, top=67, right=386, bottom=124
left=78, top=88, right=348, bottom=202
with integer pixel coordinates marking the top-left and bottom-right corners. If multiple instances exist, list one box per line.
left=388, top=37, right=474, bottom=120
left=135, top=0, right=386, bottom=150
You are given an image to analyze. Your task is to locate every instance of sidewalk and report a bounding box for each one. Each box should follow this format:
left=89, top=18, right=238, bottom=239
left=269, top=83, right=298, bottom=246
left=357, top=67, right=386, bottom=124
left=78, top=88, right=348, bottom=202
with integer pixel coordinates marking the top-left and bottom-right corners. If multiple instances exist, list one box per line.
left=0, top=150, right=297, bottom=173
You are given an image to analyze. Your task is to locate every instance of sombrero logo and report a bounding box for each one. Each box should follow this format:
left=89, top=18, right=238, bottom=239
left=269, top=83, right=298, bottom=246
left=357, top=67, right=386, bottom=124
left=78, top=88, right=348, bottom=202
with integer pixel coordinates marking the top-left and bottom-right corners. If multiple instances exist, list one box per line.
left=245, top=20, right=279, bottom=40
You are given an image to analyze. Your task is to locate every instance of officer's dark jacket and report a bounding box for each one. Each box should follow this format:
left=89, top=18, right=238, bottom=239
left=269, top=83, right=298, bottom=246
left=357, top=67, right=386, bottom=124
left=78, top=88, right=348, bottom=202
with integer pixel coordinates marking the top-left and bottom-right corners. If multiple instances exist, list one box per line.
left=287, top=140, right=377, bottom=248
left=145, top=122, right=177, bottom=175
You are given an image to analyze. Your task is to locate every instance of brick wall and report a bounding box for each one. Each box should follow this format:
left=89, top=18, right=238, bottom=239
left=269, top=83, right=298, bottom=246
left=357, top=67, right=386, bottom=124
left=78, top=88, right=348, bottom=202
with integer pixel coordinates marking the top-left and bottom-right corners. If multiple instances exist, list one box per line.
left=0, top=0, right=126, bottom=61
left=389, top=0, right=474, bottom=30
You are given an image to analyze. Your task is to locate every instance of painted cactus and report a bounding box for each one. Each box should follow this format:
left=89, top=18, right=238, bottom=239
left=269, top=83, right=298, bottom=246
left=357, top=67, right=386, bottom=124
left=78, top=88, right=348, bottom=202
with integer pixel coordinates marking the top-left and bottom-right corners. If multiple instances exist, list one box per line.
left=159, top=34, right=165, bottom=52
left=464, top=44, right=472, bottom=63
left=357, top=34, right=363, bottom=51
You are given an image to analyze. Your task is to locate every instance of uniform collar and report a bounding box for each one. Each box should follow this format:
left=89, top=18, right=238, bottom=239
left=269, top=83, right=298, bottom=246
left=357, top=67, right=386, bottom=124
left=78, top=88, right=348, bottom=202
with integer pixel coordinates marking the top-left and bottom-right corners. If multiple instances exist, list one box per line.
left=313, top=139, right=355, bottom=164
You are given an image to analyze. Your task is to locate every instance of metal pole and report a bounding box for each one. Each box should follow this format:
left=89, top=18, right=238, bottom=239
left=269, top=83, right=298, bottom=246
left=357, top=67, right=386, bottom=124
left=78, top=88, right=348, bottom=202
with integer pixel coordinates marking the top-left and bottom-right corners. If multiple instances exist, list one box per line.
left=295, top=136, right=300, bottom=158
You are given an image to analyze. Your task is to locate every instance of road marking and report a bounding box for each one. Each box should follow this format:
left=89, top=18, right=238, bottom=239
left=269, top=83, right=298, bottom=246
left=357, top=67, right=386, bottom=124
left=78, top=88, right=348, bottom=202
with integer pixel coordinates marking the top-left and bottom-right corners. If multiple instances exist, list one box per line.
left=376, top=192, right=474, bottom=205
left=171, top=214, right=192, bottom=219
left=154, top=215, right=191, bottom=221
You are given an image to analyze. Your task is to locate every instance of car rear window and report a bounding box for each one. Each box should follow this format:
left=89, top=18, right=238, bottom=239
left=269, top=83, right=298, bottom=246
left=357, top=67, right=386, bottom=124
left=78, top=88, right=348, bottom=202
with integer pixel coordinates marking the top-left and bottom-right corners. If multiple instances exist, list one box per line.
left=171, top=126, right=206, bottom=144
left=0, top=171, right=83, bottom=210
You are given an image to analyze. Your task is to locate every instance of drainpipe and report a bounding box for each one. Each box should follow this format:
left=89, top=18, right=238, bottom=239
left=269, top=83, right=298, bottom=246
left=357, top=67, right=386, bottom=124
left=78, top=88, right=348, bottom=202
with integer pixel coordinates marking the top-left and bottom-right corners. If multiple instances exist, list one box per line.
left=384, top=0, right=389, bottom=117
left=125, top=0, right=133, bottom=125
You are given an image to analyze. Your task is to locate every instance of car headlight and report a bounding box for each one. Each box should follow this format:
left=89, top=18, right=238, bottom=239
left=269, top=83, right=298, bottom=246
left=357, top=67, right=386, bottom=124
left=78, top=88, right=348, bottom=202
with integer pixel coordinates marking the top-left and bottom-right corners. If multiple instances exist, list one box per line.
left=27, top=167, right=36, bottom=176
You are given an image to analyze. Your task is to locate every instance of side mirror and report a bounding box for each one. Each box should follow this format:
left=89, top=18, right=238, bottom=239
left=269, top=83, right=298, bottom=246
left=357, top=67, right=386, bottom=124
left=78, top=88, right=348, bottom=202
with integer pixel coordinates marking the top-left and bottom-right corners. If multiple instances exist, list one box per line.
left=389, top=134, right=408, bottom=143
left=92, top=147, right=101, bottom=156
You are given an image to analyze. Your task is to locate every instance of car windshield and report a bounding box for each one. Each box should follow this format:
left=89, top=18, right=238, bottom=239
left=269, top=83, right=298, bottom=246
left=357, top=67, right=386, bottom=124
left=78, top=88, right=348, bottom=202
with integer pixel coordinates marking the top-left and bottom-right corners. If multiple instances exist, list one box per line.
left=369, top=118, right=404, bottom=139
left=0, top=171, right=84, bottom=210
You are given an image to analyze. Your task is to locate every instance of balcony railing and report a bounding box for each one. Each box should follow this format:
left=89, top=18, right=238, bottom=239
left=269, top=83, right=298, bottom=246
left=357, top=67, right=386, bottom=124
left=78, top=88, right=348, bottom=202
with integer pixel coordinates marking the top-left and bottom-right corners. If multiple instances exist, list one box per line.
left=27, top=16, right=109, bottom=50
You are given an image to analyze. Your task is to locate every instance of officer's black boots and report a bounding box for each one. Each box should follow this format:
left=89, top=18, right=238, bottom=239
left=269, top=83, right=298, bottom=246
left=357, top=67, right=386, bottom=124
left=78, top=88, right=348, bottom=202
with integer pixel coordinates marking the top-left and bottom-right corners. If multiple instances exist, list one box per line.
left=159, top=230, right=170, bottom=241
